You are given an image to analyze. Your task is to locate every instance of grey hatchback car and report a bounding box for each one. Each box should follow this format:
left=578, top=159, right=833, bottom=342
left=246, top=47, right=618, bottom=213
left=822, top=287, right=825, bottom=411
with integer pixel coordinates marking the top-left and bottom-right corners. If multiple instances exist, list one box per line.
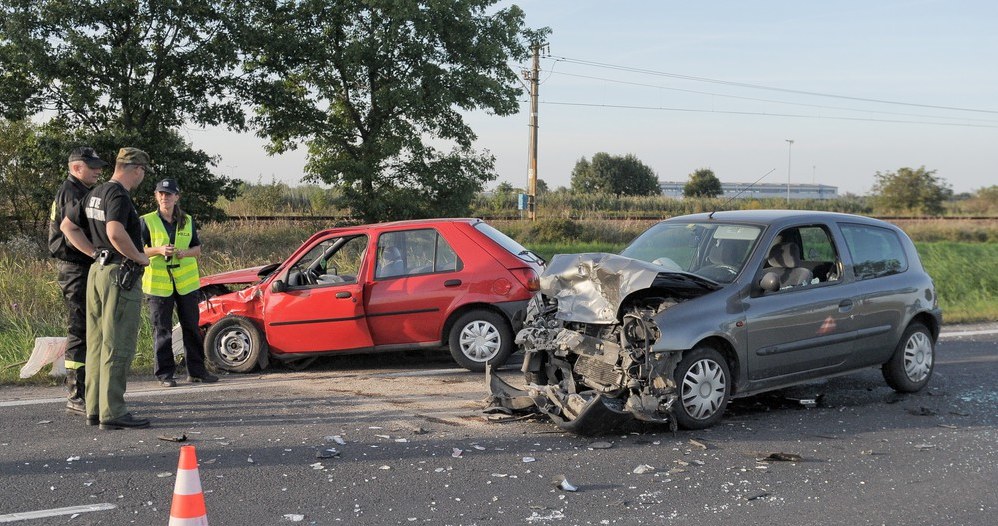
left=491, top=210, right=942, bottom=433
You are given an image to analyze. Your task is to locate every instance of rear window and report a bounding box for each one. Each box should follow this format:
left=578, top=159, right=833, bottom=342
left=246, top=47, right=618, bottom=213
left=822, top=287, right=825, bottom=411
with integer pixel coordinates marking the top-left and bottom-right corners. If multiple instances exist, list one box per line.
left=840, top=223, right=908, bottom=280
left=473, top=222, right=539, bottom=263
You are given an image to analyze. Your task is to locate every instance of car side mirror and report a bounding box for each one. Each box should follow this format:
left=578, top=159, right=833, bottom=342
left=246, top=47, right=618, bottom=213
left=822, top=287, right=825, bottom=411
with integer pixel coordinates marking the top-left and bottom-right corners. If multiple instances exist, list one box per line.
left=271, top=279, right=287, bottom=293
left=760, top=271, right=781, bottom=293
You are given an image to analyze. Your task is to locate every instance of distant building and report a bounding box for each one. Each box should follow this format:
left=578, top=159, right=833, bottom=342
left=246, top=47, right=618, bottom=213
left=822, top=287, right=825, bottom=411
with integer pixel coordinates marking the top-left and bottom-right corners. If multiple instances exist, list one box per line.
left=660, top=181, right=838, bottom=200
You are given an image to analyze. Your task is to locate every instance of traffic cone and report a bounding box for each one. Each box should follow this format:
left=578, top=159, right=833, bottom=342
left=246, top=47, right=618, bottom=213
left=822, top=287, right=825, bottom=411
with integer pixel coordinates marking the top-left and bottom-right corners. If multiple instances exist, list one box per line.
left=169, top=445, right=208, bottom=525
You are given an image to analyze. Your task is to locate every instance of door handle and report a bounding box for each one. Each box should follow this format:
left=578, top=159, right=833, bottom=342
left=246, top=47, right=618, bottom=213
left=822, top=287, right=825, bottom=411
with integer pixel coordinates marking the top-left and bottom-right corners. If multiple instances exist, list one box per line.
left=838, top=299, right=853, bottom=312
left=444, top=279, right=462, bottom=287
left=335, top=291, right=352, bottom=299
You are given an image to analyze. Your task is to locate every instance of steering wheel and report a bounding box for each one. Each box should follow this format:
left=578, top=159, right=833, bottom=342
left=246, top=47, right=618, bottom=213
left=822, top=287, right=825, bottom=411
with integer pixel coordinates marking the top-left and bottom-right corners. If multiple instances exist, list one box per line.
left=303, top=267, right=319, bottom=285
left=699, top=264, right=739, bottom=282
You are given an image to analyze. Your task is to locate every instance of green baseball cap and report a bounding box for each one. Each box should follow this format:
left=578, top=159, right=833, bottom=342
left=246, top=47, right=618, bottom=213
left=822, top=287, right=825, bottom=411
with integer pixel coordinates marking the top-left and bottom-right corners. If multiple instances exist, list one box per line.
left=116, top=147, right=154, bottom=172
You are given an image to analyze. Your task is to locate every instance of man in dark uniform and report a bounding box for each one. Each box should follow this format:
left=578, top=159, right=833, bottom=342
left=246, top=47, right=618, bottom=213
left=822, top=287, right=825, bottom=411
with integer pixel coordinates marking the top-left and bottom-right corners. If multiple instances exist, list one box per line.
left=49, top=147, right=107, bottom=415
left=61, top=147, right=152, bottom=430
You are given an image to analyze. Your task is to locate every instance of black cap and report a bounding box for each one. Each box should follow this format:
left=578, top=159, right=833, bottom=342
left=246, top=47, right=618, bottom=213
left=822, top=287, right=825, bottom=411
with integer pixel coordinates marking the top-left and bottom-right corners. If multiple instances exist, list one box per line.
left=68, top=147, right=108, bottom=168
left=155, top=178, right=180, bottom=194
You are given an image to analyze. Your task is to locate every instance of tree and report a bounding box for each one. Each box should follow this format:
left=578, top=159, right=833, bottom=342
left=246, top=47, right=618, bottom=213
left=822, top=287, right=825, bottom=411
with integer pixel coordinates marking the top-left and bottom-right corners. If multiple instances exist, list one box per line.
left=683, top=168, right=722, bottom=198
left=242, top=1, right=548, bottom=223
left=961, top=185, right=998, bottom=215
left=0, top=0, right=243, bottom=219
left=871, top=166, right=952, bottom=216
left=570, top=153, right=660, bottom=196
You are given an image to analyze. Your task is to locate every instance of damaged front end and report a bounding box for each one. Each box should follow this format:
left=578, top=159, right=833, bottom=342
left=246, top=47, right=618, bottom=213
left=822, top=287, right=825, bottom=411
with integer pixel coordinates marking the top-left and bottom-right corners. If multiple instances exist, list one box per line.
left=487, top=253, right=717, bottom=434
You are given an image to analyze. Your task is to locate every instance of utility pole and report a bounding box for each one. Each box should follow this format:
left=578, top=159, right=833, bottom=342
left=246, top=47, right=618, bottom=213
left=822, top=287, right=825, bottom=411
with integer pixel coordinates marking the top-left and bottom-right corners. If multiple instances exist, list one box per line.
left=525, top=42, right=542, bottom=221
left=785, top=139, right=794, bottom=205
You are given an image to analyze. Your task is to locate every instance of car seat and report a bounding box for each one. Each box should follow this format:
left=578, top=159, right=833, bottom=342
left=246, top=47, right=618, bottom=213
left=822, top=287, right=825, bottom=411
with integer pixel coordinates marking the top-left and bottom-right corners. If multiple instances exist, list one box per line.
left=379, top=246, right=404, bottom=278
left=766, top=241, right=813, bottom=289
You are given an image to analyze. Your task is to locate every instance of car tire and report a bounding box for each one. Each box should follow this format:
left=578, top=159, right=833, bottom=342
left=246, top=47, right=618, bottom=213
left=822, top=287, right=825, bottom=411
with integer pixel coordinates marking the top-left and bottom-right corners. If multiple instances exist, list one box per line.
left=204, top=316, right=267, bottom=373
left=882, top=322, right=934, bottom=393
left=674, top=345, right=731, bottom=430
left=448, top=310, right=514, bottom=372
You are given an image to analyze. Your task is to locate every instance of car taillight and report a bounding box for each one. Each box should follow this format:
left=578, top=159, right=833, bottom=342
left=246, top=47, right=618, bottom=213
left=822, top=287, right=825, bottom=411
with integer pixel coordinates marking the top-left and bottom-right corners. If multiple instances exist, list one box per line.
left=510, top=267, right=540, bottom=292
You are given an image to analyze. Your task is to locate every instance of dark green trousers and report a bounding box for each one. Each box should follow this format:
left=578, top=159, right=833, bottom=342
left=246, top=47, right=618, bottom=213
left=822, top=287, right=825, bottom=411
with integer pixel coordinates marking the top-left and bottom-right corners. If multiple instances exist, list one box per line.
left=85, top=263, right=143, bottom=421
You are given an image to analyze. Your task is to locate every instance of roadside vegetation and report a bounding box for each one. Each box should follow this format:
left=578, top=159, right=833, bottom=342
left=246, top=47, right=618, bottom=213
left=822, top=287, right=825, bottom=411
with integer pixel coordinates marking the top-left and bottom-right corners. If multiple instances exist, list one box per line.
left=2, top=217, right=995, bottom=385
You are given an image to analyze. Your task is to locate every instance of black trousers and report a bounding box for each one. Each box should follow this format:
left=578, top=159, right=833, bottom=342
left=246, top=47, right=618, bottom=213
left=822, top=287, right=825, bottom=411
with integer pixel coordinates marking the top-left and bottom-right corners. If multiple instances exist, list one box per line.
left=148, top=290, right=208, bottom=379
left=57, top=260, right=91, bottom=369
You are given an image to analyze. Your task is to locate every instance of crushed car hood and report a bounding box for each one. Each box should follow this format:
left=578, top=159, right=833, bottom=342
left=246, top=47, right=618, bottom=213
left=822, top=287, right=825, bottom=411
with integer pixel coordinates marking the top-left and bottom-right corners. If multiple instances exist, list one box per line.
left=542, top=253, right=720, bottom=324
left=200, top=264, right=271, bottom=287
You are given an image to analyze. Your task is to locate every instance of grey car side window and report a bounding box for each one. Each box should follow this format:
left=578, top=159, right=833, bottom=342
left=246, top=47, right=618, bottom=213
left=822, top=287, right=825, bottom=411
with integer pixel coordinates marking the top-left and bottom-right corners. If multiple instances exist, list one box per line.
left=840, top=224, right=908, bottom=280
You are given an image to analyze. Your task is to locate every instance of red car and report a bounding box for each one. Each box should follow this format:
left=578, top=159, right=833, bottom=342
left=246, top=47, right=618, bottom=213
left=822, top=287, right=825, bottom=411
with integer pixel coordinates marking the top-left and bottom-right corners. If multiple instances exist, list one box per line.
left=194, top=218, right=543, bottom=372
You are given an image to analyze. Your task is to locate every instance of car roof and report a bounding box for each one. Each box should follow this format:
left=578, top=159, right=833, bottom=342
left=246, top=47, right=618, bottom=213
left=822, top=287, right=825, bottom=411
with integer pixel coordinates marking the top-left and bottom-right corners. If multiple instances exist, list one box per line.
left=668, top=209, right=894, bottom=229
left=312, top=218, right=482, bottom=237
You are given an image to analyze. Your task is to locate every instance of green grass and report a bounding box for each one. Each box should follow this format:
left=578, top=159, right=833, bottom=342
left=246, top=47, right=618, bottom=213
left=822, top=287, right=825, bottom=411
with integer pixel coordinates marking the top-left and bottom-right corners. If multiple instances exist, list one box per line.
left=1, top=221, right=995, bottom=385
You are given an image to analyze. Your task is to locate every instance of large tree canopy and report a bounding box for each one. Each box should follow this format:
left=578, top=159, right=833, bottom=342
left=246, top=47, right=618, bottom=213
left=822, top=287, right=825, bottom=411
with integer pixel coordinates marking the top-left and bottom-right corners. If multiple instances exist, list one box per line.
left=683, top=168, right=722, bottom=198
left=242, top=0, right=547, bottom=222
left=570, top=153, right=661, bottom=196
left=0, top=0, right=243, bottom=218
left=871, top=166, right=951, bottom=216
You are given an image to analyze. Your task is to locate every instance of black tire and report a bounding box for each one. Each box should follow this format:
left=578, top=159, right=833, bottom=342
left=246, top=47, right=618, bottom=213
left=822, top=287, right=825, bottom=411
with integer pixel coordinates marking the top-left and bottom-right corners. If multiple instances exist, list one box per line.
left=674, top=345, right=731, bottom=430
left=448, top=310, right=514, bottom=372
left=204, top=316, right=266, bottom=373
left=882, top=322, right=934, bottom=393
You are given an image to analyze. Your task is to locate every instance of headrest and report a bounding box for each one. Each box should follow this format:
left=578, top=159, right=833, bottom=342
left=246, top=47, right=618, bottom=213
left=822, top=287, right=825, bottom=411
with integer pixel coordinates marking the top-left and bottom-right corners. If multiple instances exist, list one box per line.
left=768, top=242, right=801, bottom=268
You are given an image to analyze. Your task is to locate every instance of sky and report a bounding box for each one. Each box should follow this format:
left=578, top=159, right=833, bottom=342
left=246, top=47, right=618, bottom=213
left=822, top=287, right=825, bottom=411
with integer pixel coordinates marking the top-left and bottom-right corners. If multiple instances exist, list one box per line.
left=184, top=0, right=998, bottom=197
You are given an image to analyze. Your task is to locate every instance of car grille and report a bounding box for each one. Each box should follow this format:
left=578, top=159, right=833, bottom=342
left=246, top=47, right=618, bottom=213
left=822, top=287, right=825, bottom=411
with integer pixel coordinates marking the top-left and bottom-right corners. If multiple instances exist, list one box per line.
left=574, top=354, right=624, bottom=388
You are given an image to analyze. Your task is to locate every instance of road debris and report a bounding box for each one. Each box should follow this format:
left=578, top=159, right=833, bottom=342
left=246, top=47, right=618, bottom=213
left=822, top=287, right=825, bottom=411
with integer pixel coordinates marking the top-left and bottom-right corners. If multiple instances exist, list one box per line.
left=522, top=456, right=537, bottom=463
left=452, top=448, right=463, bottom=458
left=157, top=434, right=188, bottom=443
left=688, top=438, right=709, bottom=450
left=632, top=464, right=655, bottom=474
left=587, top=441, right=613, bottom=450
left=283, top=513, right=305, bottom=522
left=914, top=443, right=937, bottom=450
left=744, top=490, right=770, bottom=501
left=551, top=475, right=578, bottom=492
left=315, top=447, right=339, bottom=459
left=759, top=452, right=802, bottom=462
left=325, top=435, right=346, bottom=445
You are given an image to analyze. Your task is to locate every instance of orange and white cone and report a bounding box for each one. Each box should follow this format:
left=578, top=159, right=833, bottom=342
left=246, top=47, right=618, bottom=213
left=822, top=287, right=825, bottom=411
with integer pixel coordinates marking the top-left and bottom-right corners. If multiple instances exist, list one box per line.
left=169, top=445, right=208, bottom=525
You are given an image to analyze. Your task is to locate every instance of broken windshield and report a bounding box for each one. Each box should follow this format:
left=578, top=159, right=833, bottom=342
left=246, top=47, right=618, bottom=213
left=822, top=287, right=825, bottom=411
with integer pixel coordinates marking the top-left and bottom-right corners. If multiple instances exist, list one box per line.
left=620, top=222, right=763, bottom=283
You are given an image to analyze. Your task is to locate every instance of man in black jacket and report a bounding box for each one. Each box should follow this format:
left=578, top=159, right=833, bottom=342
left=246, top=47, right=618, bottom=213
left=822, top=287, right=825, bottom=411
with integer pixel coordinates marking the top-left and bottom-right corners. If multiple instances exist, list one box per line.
left=49, top=147, right=107, bottom=415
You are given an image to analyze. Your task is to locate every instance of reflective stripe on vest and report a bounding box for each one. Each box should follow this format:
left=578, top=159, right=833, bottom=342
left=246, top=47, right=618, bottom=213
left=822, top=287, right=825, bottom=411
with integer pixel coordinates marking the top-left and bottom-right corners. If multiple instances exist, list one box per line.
left=141, top=212, right=200, bottom=296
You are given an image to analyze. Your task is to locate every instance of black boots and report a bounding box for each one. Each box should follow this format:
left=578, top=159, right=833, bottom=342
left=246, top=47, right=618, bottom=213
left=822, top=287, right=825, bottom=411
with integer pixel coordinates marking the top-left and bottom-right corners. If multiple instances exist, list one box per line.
left=65, top=368, right=86, bottom=414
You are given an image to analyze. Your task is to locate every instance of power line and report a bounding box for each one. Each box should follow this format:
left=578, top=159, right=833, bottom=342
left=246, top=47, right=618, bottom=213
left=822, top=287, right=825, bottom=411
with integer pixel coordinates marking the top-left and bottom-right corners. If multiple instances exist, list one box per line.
left=545, top=54, right=998, bottom=115
left=537, top=100, right=998, bottom=129
left=549, top=71, right=998, bottom=125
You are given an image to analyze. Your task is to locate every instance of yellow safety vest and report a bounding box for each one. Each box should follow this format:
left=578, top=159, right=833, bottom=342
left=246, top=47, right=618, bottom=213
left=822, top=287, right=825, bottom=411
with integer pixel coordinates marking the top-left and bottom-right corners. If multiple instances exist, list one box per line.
left=141, top=212, right=200, bottom=296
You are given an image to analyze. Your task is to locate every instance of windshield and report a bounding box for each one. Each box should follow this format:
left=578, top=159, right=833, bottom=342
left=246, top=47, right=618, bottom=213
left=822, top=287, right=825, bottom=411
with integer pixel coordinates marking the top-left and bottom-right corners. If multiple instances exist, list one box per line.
left=620, top=221, right=763, bottom=283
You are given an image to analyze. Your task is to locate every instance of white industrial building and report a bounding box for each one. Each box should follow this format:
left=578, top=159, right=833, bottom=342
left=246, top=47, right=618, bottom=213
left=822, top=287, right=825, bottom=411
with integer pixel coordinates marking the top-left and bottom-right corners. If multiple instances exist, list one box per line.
left=659, top=181, right=838, bottom=200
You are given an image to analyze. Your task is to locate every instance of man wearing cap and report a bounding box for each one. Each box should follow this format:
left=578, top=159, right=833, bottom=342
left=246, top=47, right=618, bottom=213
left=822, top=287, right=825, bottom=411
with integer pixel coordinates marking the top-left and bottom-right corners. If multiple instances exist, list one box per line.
left=61, top=147, right=153, bottom=430
left=49, top=147, right=107, bottom=415
left=141, top=178, right=217, bottom=387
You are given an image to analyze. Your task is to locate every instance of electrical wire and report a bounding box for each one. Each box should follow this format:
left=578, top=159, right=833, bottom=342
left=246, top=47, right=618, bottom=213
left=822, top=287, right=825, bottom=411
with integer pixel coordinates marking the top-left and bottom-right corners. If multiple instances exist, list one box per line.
left=545, top=54, right=998, bottom=115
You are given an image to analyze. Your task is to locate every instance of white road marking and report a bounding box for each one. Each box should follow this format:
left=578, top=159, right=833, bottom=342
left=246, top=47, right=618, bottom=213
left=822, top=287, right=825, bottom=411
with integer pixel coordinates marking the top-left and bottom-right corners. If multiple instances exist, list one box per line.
left=0, top=503, right=115, bottom=523
left=939, top=329, right=998, bottom=338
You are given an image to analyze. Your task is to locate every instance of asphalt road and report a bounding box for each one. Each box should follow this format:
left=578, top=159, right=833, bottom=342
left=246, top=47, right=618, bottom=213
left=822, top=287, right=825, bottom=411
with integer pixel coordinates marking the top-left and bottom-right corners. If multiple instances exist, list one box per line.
left=1, top=325, right=996, bottom=525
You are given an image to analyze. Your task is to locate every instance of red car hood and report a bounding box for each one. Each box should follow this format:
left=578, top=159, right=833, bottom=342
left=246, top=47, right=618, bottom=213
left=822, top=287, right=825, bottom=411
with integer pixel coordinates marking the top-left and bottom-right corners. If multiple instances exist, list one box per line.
left=200, top=265, right=270, bottom=287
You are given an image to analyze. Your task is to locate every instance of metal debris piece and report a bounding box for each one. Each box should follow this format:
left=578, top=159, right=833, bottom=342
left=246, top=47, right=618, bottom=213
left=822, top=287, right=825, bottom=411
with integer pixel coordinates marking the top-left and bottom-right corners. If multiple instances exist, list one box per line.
left=452, top=448, right=463, bottom=458
left=688, top=438, right=708, bottom=450
left=310, top=462, right=324, bottom=470
left=588, top=441, right=613, bottom=450
left=156, top=472, right=173, bottom=478
left=760, top=452, right=802, bottom=462
left=66, top=456, right=80, bottom=462
left=157, top=434, right=188, bottom=443
left=283, top=513, right=305, bottom=522
left=551, top=475, right=578, bottom=492
left=632, top=464, right=655, bottom=474
left=744, top=491, right=769, bottom=501
left=325, top=435, right=346, bottom=445
left=36, top=420, right=52, bottom=425
left=315, top=448, right=339, bottom=459
left=914, top=443, right=937, bottom=450
left=522, top=456, right=537, bottom=463
left=379, top=465, right=391, bottom=470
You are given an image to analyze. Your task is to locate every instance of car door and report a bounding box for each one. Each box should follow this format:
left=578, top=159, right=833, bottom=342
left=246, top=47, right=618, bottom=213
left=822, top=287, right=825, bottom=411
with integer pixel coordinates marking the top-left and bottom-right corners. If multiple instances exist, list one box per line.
left=262, top=234, right=374, bottom=354
left=365, top=228, right=467, bottom=346
left=743, top=225, right=856, bottom=384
